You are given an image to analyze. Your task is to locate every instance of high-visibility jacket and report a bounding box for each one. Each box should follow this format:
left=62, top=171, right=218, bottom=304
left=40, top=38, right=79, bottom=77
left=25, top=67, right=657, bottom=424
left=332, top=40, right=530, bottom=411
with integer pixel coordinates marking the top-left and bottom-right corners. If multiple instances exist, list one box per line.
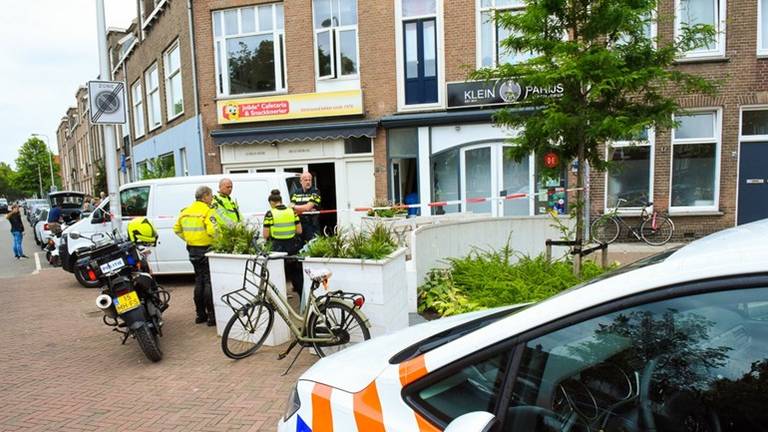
left=173, top=200, right=217, bottom=246
left=213, top=193, right=241, bottom=225
left=263, top=205, right=299, bottom=240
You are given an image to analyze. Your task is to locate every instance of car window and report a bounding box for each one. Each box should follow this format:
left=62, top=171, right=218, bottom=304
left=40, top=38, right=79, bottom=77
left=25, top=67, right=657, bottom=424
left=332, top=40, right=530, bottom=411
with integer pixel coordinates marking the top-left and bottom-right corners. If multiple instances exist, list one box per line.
left=410, top=350, right=511, bottom=425
left=501, top=287, right=768, bottom=431
left=121, top=187, right=150, bottom=217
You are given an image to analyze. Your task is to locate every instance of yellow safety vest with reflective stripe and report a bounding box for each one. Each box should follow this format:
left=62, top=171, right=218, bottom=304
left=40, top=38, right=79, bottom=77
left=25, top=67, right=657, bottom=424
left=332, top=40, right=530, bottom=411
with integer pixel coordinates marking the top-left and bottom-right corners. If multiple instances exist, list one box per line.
left=265, top=206, right=299, bottom=240
left=173, top=200, right=217, bottom=246
left=213, top=194, right=241, bottom=225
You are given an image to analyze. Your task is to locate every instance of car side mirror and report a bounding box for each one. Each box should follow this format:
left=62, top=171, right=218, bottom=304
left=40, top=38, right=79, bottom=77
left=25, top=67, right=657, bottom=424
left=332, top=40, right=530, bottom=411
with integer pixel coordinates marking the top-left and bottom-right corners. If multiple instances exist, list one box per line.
left=69, top=231, right=81, bottom=240
left=444, top=412, right=497, bottom=432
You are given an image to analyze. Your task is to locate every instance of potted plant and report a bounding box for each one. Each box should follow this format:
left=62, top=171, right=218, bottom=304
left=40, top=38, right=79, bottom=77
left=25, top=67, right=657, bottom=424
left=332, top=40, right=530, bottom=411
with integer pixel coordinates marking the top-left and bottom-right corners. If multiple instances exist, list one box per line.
left=301, top=224, right=408, bottom=337
left=207, top=222, right=290, bottom=346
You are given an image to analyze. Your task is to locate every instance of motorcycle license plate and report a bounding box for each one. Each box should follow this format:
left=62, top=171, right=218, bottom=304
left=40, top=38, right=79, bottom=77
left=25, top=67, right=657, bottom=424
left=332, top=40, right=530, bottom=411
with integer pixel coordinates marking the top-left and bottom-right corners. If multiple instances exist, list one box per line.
left=100, top=257, right=125, bottom=274
left=114, top=291, right=140, bottom=314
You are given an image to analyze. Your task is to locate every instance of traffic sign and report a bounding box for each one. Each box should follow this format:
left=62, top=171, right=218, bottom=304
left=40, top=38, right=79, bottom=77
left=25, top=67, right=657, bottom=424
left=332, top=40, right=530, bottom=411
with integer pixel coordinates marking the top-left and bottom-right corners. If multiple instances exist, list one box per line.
left=87, top=80, right=127, bottom=125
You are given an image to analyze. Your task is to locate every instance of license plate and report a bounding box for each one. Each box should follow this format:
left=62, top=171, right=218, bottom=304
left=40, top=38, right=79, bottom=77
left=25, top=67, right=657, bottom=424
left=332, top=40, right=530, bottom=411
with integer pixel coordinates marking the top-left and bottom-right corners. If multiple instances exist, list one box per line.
left=100, top=257, right=125, bottom=274
left=114, top=291, right=141, bottom=314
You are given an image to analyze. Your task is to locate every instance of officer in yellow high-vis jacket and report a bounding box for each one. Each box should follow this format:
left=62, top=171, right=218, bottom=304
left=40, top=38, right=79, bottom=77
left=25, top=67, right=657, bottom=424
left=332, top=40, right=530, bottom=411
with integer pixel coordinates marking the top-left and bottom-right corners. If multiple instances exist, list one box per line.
left=212, top=178, right=241, bottom=225
left=174, top=185, right=218, bottom=326
left=263, top=189, right=304, bottom=296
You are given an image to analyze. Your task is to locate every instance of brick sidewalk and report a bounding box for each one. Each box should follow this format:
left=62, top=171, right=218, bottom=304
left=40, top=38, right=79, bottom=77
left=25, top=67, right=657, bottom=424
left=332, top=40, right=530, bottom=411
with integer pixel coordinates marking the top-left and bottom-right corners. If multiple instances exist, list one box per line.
left=0, top=268, right=316, bottom=432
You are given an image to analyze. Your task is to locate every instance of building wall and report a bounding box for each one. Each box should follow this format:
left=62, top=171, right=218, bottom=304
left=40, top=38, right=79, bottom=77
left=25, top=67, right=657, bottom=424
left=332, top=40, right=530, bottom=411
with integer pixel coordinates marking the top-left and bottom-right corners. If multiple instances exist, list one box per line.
left=131, top=115, right=204, bottom=177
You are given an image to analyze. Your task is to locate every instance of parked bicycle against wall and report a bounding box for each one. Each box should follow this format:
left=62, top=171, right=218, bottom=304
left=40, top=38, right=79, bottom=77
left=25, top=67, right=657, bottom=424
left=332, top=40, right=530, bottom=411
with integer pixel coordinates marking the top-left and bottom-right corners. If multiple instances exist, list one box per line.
left=591, top=199, right=675, bottom=246
left=220, top=251, right=371, bottom=373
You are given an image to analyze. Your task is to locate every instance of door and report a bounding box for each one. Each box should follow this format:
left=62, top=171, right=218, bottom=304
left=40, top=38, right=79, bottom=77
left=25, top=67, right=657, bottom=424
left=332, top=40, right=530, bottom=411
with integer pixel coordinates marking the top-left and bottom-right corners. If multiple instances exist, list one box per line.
left=500, top=146, right=532, bottom=216
left=461, top=146, right=494, bottom=215
left=738, top=142, right=768, bottom=224
left=344, top=160, right=375, bottom=226
left=403, top=18, right=438, bottom=105
left=460, top=144, right=533, bottom=216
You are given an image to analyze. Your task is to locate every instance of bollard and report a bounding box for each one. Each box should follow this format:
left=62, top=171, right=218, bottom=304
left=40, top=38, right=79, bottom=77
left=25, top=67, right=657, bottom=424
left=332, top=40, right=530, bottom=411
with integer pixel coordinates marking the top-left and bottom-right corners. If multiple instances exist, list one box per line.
left=601, top=244, right=609, bottom=268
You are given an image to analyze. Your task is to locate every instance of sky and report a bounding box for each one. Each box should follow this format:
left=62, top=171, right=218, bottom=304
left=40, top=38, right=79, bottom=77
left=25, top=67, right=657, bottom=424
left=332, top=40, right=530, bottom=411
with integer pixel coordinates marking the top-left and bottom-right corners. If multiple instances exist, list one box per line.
left=0, top=1, right=136, bottom=168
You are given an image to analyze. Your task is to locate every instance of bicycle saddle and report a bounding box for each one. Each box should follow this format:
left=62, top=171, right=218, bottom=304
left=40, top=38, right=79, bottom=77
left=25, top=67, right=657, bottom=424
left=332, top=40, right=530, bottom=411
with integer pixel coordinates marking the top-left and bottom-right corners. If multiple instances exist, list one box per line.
left=306, top=269, right=332, bottom=282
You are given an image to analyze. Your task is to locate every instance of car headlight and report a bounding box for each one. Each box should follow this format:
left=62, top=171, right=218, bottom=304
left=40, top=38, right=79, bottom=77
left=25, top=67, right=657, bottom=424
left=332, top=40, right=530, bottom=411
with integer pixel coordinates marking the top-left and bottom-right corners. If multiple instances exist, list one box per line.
left=283, top=385, right=301, bottom=421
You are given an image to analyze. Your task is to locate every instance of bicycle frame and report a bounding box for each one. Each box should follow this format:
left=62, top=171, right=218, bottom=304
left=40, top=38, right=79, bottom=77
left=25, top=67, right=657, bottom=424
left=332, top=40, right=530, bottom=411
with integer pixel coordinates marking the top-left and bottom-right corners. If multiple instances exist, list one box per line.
left=603, top=199, right=653, bottom=239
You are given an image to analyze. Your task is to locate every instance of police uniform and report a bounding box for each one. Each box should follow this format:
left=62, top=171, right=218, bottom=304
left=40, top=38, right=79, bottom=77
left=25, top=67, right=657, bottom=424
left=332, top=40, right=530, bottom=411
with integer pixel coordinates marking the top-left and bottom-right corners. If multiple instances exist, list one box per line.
left=173, top=200, right=218, bottom=324
left=264, top=204, right=304, bottom=296
left=290, top=186, right=321, bottom=243
left=212, top=193, right=241, bottom=225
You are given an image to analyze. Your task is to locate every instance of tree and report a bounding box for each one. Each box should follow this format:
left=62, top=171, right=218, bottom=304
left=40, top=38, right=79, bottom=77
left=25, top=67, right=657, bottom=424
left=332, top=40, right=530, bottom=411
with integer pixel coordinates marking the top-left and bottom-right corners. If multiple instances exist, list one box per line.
left=13, top=137, right=61, bottom=198
left=139, top=156, right=175, bottom=180
left=94, top=161, right=108, bottom=197
left=473, top=0, right=717, bottom=274
left=0, top=162, right=23, bottom=200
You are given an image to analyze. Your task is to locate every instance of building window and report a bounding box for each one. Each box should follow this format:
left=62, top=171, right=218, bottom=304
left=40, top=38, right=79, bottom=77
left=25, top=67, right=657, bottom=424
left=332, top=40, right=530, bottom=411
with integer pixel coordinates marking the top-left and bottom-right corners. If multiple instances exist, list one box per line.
left=760, top=0, right=768, bottom=55
left=344, top=136, right=371, bottom=154
left=312, top=0, right=358, bottom=80
left=606, top=130, right=654, bottom=211
left=213, top=3, right=286, bottom=96
left=675, top=0, right=726, bottom=59
left=164, top=41, right=184, bottom=120
left=742, top=108, right=768, bottom=137
left=388, top=128, right=420, bottom=213
left=432, top=148, right=460, bottom=214
left=179, top=147, right=189, bottom=176
left=478, top=0, right=530, bottom=67
left=145, top=63, right=162, bottom=130
left=400, top=0, right=440, bottom=106
left=671, top=111, right=720, bottom=211
left=131, top=80, right=145, bottom=138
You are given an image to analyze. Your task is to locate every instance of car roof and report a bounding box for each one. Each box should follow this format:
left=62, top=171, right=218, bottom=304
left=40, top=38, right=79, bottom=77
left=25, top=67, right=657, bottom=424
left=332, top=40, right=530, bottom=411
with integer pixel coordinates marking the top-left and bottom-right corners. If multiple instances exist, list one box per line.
left=120, top=173, right=299, bottom=189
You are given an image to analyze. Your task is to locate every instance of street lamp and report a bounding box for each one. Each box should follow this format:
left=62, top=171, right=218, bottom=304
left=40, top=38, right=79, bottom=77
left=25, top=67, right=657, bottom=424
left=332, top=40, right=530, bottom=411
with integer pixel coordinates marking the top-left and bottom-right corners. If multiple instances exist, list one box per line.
left=31, top=133, right=55, bottom=192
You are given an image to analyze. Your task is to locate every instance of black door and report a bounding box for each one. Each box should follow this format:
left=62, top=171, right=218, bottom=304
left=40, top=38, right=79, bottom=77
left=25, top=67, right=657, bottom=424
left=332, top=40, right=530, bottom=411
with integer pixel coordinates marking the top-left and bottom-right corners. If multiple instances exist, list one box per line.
left=738, top=142, right=768, bottom=225
left=404, top=18, right=438, bottom=105
left=308, top=163, right=336, bottom=236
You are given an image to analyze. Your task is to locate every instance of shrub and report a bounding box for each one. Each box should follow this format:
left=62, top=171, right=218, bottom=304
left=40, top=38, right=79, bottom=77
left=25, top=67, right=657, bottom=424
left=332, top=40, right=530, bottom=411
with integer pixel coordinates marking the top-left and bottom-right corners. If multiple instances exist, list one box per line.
left=366, top=198, right=407, bottom=218
left=304, top=224, right=398, bottom=260
left=211, top=222, right=268, bottom=255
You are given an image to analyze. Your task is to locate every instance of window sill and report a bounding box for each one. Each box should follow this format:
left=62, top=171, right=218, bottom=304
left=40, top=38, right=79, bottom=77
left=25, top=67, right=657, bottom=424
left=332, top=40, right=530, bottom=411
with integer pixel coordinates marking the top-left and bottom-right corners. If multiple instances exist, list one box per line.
left=141, top=0, right=169, bottom=30
left=148, top=123, right=162, bottom=133
left=397, top=103, right=445, bottom=113
left=167, top=111, right=184, bottom=123
left=668, top=209, right=724, bottom=216
left=674, top=55, right=729, bottom=65
left=216, top=90, right=288, bottom=101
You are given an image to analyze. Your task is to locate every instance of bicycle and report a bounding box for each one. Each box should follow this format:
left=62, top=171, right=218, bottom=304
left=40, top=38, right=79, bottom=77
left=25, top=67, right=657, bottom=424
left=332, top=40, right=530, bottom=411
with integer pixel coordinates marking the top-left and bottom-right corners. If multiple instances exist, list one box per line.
left=590, top=199, right=675, bottom=246
left=219, top=252, right=371, bottom=372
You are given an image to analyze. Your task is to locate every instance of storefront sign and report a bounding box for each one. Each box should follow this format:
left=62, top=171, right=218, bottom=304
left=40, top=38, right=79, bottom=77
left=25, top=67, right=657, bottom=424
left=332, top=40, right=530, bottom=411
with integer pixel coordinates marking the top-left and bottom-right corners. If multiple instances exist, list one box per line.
left=447, top=80, right=563, bottom=109
left=216, top=90, right=364, bottom=124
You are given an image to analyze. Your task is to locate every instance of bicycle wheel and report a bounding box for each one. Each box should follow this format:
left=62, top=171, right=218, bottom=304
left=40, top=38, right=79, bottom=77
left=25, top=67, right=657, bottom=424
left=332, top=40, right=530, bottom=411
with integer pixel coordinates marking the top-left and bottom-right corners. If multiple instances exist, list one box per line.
left=640, top=215, right=674, bottom=246
left=591, top=217, right=620, bottom=244
left=308, top=301, right=371, bottom=358
left=221, top=301, right=274, bottom=360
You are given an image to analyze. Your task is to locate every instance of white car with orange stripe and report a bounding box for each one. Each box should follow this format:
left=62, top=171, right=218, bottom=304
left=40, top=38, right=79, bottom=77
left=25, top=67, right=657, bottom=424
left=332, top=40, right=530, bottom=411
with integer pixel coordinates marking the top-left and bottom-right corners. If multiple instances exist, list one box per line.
left=279, top=220, right=768, bottom=432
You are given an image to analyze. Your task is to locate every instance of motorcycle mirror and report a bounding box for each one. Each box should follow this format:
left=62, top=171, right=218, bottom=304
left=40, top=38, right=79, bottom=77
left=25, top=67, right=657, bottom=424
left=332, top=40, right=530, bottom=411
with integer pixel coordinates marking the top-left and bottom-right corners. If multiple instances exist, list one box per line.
left=69, top=231, right=81, bottom=240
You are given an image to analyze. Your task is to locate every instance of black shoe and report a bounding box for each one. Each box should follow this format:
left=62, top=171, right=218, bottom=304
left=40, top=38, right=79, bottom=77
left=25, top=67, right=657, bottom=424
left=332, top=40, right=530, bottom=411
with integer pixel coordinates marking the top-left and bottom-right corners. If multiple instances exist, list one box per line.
left=206, top=319, right=216, bottom=327
left=20, top=255, right=29, bottom=259
left=195, top=316, right=207, bottom=324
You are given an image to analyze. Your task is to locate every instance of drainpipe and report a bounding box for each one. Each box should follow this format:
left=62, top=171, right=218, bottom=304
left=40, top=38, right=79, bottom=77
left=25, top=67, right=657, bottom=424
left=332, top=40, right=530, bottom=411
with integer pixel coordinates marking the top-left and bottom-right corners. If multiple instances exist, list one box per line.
left=187, top=0, right=206, bottom=175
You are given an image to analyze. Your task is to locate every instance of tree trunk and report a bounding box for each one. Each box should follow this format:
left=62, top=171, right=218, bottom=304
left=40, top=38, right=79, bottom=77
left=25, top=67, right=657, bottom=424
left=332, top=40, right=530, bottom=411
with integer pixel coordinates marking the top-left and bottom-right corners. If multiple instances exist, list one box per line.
left=573, top=140, right=585, bottom=276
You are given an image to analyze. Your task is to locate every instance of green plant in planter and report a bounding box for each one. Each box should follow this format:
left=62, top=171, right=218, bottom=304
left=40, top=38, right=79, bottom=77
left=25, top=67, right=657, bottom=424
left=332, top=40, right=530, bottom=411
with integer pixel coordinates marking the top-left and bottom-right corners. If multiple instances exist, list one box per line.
left=304, top=224, right=398, bottom=260
left=366, top=198, right=407, bottom=218
left=211, top=222, right=268, bottom=255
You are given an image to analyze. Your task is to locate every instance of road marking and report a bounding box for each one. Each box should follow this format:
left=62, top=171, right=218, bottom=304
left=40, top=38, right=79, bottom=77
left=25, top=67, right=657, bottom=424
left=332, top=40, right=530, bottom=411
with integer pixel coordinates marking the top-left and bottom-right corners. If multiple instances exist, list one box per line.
left=33, top=252, right=41, bottom=275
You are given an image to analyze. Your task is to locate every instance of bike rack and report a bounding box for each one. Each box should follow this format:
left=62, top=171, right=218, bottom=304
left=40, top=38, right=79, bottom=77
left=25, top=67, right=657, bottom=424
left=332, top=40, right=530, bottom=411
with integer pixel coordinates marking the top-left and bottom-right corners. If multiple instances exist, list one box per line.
left=545, top=239, right=609, bottom=268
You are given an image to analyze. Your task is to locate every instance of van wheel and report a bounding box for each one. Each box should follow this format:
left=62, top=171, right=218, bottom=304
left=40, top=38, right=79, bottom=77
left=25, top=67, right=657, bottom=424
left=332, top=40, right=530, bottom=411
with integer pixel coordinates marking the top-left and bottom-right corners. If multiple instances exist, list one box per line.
left=75, top=267, right=102, bottom=288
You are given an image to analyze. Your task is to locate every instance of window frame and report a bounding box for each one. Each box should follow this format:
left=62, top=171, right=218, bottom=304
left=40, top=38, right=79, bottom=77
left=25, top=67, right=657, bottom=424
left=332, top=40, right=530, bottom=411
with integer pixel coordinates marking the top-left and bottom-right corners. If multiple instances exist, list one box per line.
left=145, top=62, right=162, bottom=131
left=212, top=3, right=287, bottom=99
left=395, top=0, right=446, bottom=111
left=131, top=79, right=145, bottom=139
left=311, top=0, right=361, bottom=82
left=603, top=129, right=655, bottom=215
left=475, top=0, right=528, bottom=69
left=759, top=0, right=768, bottom=56
left=674, top=0, right=727, bottom=60
left=163, top=39, right=184, bottom=121
left=669, top=108, right=721, bottom=214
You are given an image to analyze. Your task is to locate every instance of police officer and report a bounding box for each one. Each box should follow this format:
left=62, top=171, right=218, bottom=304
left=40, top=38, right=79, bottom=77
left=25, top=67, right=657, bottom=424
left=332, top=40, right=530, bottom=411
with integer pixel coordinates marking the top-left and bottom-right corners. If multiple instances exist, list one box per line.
left=290, top=172, right=321, bottom=244
left=212, top=178, right=241, bottom=225
left=173, top=186, right=218, bottom=326
left=263, top=189, right=304, bottom=297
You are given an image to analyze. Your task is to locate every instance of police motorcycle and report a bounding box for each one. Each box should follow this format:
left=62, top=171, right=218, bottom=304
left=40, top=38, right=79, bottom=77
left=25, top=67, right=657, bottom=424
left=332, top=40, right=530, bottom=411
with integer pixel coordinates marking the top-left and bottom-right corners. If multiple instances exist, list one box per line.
left=70, top=218, right=170, bottom=362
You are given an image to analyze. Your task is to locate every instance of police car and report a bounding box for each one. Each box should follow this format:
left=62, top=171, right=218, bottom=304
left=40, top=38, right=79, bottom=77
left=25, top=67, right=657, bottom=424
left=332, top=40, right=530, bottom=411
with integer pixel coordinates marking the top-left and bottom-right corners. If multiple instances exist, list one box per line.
left=278, top=220, right=768, bottom=432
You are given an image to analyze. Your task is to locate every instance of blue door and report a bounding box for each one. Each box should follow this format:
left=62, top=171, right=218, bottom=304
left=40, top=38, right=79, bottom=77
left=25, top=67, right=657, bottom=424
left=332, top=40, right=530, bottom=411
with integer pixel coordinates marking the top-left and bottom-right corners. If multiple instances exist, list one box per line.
left=738, top=142, right=768, bottom=224
left=404, top=18, right=438, bottom=105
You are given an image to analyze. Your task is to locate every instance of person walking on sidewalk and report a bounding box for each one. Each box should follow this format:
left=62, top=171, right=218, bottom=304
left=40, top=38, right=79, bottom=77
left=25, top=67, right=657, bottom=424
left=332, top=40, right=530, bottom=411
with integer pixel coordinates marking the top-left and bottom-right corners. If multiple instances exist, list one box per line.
left=212, top=178, right=241, bottom=226
left=173, top=186, right=218, bottom=326
left=6, top=204, right=28, bottom=259
left=263, top=190, right=304, bottom=297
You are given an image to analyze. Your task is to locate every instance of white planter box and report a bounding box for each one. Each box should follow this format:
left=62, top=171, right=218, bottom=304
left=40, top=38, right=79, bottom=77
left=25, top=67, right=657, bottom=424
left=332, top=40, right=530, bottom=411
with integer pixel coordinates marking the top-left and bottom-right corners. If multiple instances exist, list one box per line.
left=302, top=248, right=408, bottom=338
left=207, top=252, right=291, bottom=346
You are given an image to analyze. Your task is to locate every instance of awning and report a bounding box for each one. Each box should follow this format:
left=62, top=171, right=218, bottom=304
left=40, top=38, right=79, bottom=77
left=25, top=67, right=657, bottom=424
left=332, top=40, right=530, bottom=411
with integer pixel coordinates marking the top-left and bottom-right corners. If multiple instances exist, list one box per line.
left=379, top=107, right=534, bottom=128
left=211, top=120, right=379, bottom=146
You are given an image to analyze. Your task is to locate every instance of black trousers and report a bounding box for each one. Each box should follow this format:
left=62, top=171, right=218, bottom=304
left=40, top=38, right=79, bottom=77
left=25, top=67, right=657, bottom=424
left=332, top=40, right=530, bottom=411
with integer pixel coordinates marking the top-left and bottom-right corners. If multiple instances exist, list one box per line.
left=300, top=218, right=319, bottom=244
left=187, top=245, right=214, bottom=319
left=271, top=238, right=304, bottom=296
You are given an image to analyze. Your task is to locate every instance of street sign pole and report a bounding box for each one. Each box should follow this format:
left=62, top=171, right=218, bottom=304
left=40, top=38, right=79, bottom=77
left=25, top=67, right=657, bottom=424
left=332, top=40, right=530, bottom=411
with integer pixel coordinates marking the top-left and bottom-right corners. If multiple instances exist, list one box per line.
left=95, top=0, right=122, bottom=233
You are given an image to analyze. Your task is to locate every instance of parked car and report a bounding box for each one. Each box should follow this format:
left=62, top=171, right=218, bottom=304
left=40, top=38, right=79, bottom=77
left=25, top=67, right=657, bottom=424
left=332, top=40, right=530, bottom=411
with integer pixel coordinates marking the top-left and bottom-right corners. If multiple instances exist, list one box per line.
left=33, top=209, right=51, bottom=246
left=26, top=200, right=48, bottom=223
left=0, top=198, right=8, bottom=213
left=60, top=173, right=299, bottom=276
left=29, top=205, right=49, bottom=227
left=278, top=219, right=768, bottom=432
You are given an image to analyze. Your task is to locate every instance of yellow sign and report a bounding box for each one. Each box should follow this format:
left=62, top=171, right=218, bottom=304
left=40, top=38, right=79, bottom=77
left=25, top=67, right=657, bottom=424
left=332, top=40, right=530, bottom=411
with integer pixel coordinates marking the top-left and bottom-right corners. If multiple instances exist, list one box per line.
left=217, top=90, right=364, bottom=124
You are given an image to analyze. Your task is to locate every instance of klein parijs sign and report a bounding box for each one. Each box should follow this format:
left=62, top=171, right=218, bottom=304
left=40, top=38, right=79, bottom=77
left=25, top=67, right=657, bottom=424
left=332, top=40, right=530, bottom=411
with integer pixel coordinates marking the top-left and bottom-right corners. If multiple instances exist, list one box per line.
left=447, top=79, right=564, bottom=109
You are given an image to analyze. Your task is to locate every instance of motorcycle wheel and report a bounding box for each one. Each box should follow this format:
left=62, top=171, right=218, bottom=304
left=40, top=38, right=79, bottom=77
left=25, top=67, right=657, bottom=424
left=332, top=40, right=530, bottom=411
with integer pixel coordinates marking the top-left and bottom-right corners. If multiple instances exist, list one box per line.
left=135, top=323, right=163, bottom=362
left=74, top=266, right=103, bottom=288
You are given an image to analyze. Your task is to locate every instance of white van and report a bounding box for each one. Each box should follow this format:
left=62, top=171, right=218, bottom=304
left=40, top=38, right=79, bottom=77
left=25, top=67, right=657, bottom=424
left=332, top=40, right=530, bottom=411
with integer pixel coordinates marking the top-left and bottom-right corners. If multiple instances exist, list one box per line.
left=60, top=173, right=299, bottom=276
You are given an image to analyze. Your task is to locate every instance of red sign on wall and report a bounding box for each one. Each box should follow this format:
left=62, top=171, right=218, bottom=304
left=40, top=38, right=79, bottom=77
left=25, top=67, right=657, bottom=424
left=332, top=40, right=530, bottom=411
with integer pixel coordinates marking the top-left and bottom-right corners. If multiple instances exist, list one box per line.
left=543, top=151, right=560, bottom=168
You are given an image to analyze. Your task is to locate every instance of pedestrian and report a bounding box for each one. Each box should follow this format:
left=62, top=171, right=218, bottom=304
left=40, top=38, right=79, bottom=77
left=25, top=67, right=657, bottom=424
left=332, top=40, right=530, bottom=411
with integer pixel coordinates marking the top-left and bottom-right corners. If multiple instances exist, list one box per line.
left=83, top=197, right=94, bottom=212
left=6, top=205, right=28, bottom=259
left=263, top=189, right=304, bottom=297
left=173, top=186, right=218, bottom=326
left=290, top=172, right=321, bottom=244
left=212, top=178, right=241, bottom=225
left=47, top=201, right=64, bottom=236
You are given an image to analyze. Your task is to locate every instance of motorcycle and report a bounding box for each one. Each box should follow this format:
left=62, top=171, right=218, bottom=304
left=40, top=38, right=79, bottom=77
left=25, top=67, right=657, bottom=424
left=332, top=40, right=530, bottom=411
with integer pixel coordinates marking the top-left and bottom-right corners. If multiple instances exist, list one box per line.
left=70, top=231, right=170, bottom=362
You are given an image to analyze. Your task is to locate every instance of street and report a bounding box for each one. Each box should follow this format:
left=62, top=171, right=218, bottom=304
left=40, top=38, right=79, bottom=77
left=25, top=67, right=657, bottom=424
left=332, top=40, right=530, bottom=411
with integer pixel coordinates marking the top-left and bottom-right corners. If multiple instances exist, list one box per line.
left=0, top=218, right=315, bottom=432
left=0, top=216, right=38, bottom=277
